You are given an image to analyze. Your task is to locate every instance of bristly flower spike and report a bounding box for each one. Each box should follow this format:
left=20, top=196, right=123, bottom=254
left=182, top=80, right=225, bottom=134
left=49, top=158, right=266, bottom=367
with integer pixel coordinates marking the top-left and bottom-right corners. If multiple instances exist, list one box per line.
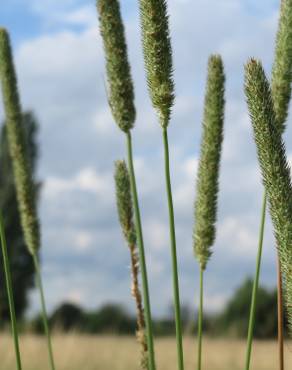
left=0, top=28, right=40, bottom=255
left=193, top=55, right=225, bottom=271
left=271, top=0, right=292, bottom=132
left=114, top=160, right=148, bottom=370
left=97, top=0, right=135, bottom=133
left=139, top=0, right=174, bottom=127
left=245, top=59, right=292, bottom=335
left=193, top=55, right=225, bottom=370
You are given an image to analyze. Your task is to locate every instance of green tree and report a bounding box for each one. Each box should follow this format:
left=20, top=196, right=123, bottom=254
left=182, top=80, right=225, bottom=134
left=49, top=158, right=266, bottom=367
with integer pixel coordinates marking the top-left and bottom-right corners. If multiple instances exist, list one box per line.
left=219, top=279, right=279, bottom=338
left=0, top=111, right=39, bottom=322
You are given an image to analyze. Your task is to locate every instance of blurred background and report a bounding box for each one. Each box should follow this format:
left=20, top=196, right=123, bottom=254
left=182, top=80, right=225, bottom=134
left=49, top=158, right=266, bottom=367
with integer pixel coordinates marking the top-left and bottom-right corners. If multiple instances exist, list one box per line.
left=0, top=0, right=290, bottom=339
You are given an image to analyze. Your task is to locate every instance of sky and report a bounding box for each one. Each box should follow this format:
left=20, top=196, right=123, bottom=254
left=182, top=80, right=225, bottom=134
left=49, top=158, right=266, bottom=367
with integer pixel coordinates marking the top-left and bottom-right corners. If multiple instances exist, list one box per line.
left=0, top=0, right=290, bottom=317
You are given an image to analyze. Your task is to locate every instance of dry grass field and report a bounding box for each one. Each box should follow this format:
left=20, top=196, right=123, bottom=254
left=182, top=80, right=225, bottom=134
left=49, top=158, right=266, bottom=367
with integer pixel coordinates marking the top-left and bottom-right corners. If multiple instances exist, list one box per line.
left=1, top=335, right=292, bottom=370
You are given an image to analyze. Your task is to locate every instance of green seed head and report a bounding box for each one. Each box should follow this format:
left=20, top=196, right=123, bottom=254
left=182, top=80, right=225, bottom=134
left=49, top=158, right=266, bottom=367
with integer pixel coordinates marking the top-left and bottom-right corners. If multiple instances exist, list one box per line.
left=245, top=59, right=292, bottom=335
left=139, top=0, right=175, bottom=128
left=271, top=0, right=292, bottom=132
left=193, top=55, right=225, bottom=270
left=97, top=0, right=136, bottom=133
left=114, top=160, right=136, bottom=246
left=0, top=28, right=40, bottom=255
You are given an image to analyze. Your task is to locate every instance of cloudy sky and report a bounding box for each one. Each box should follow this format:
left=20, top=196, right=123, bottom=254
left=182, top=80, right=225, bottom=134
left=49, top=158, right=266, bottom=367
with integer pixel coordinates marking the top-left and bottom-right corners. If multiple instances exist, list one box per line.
left=0, top=0, right=290, bottom=317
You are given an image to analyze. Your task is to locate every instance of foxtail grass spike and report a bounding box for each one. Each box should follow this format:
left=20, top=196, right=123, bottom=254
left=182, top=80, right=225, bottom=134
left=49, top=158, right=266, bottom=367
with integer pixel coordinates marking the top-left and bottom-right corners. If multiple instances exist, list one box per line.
left=193, top=55, right=225, bottom=370
left=97, top=3, right=156, bottom=369
left=114, top=160, right=148, bottom=369
left=139, top=0, right=174, bottom=127
left=0, top=28, right=56, bottom=370
left=193, top=55, right=225, bottom=271
left=244, top=59, right=292, bottom=336
left=0, top=212, right=22, bottom=370
left=139, top=1, right=184, bottom=368
left=97, top=0, right=135, bottom=133
left=0, top=28, right=40, bottom=255
left=271, top=0, right=292, bottom=132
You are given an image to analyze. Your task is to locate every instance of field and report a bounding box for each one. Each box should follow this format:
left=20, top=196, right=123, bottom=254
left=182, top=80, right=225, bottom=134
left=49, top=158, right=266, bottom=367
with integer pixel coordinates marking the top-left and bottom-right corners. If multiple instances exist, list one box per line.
left=1, top=335, right=292, bottom=370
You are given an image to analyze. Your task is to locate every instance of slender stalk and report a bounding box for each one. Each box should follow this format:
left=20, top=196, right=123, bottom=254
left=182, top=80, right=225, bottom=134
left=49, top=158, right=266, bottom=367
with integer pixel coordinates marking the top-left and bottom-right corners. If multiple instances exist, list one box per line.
left=126, top=132, right=156, bottom=370
left=244, top=190, right=267, bottom=370
left=33, top=253, right=56, bottom=370
left=162, top=127, right=184, bottom=370
left=197, top=266, right=204, bottom=370
left=0, top=211, right=22, bottom=370
left=277, top=258, right=284, bottom=370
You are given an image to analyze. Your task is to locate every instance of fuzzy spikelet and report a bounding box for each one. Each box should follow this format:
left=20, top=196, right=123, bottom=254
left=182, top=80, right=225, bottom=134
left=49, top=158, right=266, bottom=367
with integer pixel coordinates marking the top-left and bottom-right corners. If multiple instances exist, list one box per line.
left=271, top=0, right=292, bottom=132
left=139, top=0, right=174, bottom=127
left=193, top=55, right=225, bottom=270
left=0, top=28, right=40, bottom=255
left=97, top=0, right=136, bottom=132
left=114, top=160, right=148, bottom=368
left=245, top=59, right=292, bottom=335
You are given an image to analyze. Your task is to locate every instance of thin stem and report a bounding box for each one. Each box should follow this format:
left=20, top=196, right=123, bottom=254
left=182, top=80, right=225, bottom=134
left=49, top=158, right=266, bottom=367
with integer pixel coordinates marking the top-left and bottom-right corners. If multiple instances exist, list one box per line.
left=126, top=132, right=156, bottom=370
left=0, top=211, right=22, bottom=370
left=244, top=190, right=267, bottom=370
left=33, top=253, right=56, bottom=370
left=197, top=266, right=204, bottom=370
left=162, top=128, right=184, bottom=370
left=277, top=257, right=284, bottom=370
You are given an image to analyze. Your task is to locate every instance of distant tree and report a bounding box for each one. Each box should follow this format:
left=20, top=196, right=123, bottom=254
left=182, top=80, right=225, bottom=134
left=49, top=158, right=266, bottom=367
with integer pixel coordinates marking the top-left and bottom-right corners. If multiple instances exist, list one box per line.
left=50, top=303, right=84, bottom=331
left=219, top=279, right=280, bottom=338
left=0, top=111, right=39, bottom=322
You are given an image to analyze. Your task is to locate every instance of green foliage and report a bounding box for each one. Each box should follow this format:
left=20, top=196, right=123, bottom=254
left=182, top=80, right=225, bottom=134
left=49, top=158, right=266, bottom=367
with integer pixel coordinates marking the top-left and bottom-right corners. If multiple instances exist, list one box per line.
left=114, top=160, right=136, bottom=246
left=0, top=112, right=38, bottom=322
left=139, top=0, right=174, bottom=127
left=0, top=28, right=40, bottom=255
left=271, top=0, right=292, bottom=132
left=97, top=0, right=136, bottom=133
left=244, top=59, right=292, bottom=336
left=219, top=279, right=280, bottom=338
left=193, top=55, right=225, bottom=270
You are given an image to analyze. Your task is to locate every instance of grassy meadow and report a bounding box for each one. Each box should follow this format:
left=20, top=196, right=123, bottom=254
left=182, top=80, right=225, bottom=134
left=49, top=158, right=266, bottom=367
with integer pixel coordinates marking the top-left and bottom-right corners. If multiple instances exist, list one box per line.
left=0, top=335, right=291, bottom=370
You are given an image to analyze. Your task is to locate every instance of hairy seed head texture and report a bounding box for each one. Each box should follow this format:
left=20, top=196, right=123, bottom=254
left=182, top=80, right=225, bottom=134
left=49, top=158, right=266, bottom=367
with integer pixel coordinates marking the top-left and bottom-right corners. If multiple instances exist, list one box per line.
left=271, top=0, right=292, bottom=132
left=97, top=0, right=136, bottom=133
left=139, top=0, right=174, bottom=127
left=193, top=55, right=225, bottom=270
left=0, top=28, right=40, bottom=255
left=245, top=59, right=292, bottom=334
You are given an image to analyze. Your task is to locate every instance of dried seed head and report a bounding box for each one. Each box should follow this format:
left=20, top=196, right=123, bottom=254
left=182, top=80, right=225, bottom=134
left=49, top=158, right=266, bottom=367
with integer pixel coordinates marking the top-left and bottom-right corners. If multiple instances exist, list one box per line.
left=97, top=0, right=136, bottom=132
left=114, top=160, right=136, bottom=245
left=193, top=55, right=225, bottom=270
left=245, top=59, right=292, bottom=335
left=0, top=28, right=40, bottom=255
left=139, top=0, right=175, bottom=127
left=271, top=0, right=292, bottom=132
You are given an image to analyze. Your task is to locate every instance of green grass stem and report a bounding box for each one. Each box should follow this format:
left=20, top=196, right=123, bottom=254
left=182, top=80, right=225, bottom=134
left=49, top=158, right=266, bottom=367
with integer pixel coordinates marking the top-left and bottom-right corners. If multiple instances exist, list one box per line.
left=0, top=211, right=22, bottom=370
left=162, top=128, right=184, bottom=370
left=197, top=266, right=204, bottom=370
left=244, top=190, right=267, bottom=370
left=126, top=132, right=156, bottom=370
left=33, top=253, right=56, bottom=370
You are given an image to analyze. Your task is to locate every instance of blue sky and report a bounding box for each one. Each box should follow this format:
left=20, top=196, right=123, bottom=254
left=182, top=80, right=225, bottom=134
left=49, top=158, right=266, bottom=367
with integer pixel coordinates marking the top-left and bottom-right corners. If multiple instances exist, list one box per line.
left=0, top=0, right=290, bottom=317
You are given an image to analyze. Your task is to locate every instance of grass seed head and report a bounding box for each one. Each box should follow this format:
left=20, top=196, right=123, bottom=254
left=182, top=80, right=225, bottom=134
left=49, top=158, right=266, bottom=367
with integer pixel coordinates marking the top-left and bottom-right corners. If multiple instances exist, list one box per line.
left=245, top=58, right=292, bottom=335
left=0, top=28, right=40, bottom=255
left=97, top=0, right=136, bottom=133
left=193, top=55, right=225, bottom=270
left=139, top=0, right=175, bottom=128
left=271, top=0, right=292, bottom=132
left=114, top=160, right=136, bottom=246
